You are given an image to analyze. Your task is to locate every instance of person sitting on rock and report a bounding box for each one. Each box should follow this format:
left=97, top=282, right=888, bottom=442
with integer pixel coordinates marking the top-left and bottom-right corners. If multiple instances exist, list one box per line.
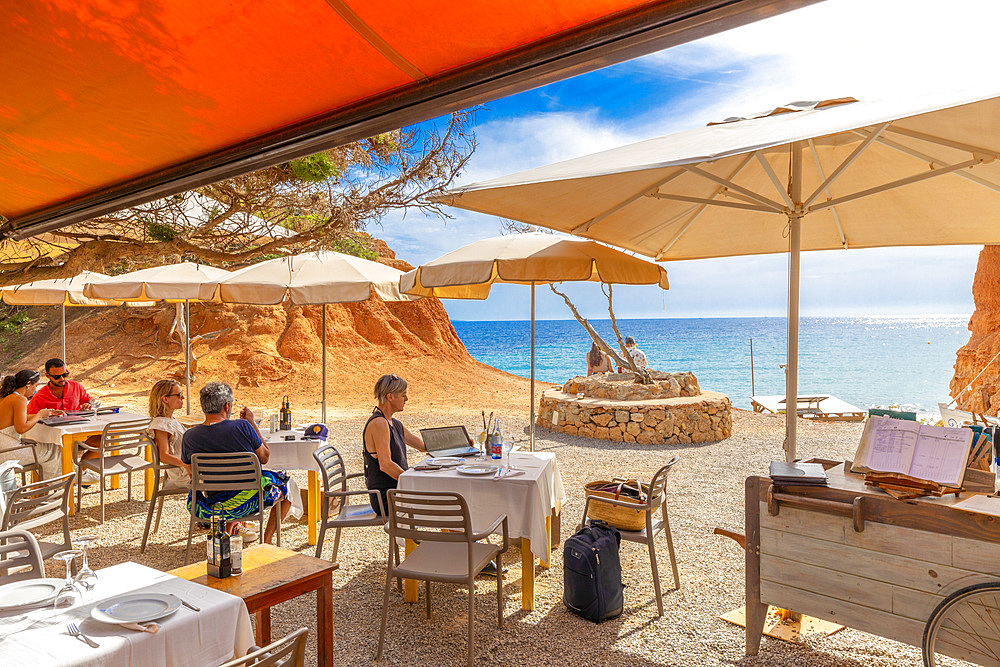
left=586, top=342, right=612, bottom=375
left=617, top=336, right=648, bottom=372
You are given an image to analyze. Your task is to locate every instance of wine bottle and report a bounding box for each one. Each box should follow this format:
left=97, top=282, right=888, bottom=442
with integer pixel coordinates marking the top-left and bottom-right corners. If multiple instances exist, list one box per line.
left=208, top=502, right=232, bottom=578
left=279, top=395, right=292, bottom=431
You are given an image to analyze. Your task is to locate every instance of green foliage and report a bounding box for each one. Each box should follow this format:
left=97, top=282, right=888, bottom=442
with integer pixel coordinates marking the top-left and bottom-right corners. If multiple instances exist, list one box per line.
left=329, top=236, right=376, bottom=260
left=289, top=154, right=340, bottom=182
left=0, top=310, right=29, bottom=354
left=146, top=221, right=176, bottom=242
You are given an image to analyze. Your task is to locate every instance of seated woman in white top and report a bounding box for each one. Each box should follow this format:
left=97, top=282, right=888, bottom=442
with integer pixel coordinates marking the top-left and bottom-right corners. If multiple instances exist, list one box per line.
left=0, top=369, right=62, bottom=478
left=147, top=379, right=191, bottom=488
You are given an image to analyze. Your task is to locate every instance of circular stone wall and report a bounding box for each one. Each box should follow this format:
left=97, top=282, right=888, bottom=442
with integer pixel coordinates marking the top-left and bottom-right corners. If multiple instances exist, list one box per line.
left=536, top=387, right=731, bottom=445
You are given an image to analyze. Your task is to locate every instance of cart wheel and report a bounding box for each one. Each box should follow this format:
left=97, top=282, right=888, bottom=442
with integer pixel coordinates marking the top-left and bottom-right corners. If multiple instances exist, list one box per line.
left=923, top=582, right=1000, bottom=666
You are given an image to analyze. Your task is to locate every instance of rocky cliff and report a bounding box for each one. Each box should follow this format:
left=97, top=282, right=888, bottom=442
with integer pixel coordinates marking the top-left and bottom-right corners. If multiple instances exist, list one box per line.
left=951, top=245, right=1000, bottom=415
left=1, top=241, right=531, bottom=417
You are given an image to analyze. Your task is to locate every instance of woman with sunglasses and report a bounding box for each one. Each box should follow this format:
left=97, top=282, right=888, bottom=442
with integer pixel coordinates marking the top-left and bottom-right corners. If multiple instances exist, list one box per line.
left=0, top=369, right=63, bottom=477
left=147, top=379, right=191, bottom=489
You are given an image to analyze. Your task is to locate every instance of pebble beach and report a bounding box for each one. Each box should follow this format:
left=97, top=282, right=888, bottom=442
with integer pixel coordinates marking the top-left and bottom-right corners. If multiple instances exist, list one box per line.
left=26, top=402, right=948, bottom=666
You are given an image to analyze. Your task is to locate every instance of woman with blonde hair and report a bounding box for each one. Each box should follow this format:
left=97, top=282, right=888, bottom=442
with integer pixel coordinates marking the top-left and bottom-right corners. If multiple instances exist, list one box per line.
left=363, top=374, right=425, bottom=516
left=147, top=379, right=191, bottom=488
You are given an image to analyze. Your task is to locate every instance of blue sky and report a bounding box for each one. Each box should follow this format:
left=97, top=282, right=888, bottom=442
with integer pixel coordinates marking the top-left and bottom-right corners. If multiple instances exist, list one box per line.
left=376, top=0, right=998, bottom=322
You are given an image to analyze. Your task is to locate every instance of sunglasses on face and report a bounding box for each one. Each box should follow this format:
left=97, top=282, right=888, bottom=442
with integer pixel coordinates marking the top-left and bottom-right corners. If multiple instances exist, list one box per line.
left=48, top=371, right=70, bottom=379
left=166, top=392, right=184, bottom=398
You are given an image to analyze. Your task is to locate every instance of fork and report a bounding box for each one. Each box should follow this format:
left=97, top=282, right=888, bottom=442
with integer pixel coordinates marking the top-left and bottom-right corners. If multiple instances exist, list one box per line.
left=66, top=622, right=99, bottom=648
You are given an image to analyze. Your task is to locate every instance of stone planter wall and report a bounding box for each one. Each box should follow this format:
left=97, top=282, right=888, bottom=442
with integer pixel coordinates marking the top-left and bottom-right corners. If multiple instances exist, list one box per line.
left=536, top=389, right=732, bottom=445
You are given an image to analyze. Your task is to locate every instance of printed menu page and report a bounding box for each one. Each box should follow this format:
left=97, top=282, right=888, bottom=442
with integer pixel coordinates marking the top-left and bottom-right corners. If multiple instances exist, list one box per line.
left=854, top=416, right=973, bottom=487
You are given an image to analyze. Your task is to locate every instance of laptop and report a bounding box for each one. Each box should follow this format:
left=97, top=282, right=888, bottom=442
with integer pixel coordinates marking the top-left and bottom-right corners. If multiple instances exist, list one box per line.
left=420, top=425, right=480, bottom=457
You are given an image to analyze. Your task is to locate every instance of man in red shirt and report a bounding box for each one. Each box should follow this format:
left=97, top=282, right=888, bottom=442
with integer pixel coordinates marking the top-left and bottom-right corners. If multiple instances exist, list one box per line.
left=27, top=358, right=93, bottom=413
left=28, top=358, right=100, bottom=480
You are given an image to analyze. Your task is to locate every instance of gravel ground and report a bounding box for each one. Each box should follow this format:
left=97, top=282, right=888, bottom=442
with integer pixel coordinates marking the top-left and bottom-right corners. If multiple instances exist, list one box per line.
left=28, top=407, right=939, bottom=666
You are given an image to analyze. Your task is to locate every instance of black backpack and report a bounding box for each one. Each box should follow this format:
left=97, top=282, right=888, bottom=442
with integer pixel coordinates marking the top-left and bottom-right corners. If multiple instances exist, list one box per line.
left=563, top=519, right=623, bottom=622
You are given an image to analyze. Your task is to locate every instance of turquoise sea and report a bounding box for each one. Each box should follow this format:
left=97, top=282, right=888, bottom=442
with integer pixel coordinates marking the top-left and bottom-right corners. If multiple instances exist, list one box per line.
left=452, top=316, right=973, bottom=420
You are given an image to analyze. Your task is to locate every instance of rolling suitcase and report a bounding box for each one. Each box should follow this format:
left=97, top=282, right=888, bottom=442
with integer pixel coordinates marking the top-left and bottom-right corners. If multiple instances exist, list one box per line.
left=563, top=519, right=623, bottom=622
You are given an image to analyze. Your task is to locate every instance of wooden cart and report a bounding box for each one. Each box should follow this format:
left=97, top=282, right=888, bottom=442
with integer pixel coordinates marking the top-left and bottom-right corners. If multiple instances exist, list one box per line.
left=746, top=464, right=1000, bottom=665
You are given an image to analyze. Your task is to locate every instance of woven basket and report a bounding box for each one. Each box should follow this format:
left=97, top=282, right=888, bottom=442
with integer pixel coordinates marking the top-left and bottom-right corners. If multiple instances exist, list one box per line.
left=584, top=479, right=649, bottom=531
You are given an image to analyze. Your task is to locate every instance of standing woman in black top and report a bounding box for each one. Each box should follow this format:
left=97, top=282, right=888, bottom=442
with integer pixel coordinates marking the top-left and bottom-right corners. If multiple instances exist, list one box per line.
left=363, top=374, right=426, bottom=516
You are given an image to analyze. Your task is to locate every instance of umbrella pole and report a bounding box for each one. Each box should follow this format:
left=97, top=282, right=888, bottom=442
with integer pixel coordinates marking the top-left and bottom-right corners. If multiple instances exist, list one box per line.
left=785, top=143, right=804, bottom=463
left=185, top=300, right=191, bottom=415
left=61, top=303, right=66, bottom=363
left=322, top=304, right=327, bottom=424
left=530, top=282, right=535, bottom=452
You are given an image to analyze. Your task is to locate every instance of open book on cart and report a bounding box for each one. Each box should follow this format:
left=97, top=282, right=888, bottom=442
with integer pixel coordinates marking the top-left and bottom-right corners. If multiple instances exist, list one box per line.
left=851, top=415, right=974, bottom=488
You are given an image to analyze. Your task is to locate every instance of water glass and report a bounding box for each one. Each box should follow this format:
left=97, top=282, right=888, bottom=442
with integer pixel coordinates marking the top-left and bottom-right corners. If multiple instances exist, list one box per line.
left=72, top=535, right=98, bottom=590
left=52, top=549, right=83, bottom=609
left=503, top=440, right=517, bottom=470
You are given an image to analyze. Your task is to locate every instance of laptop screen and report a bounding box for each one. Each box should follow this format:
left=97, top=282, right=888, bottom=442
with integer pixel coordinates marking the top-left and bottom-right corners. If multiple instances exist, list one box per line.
left=420, top=426, right=477, bottom=456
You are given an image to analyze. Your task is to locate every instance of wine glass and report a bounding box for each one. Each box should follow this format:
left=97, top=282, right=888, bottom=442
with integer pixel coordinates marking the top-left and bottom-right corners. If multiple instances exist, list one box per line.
left=503, top=440, right=517, bottom=470
left=72, top=535, right=98, bottom=590
left=52, top=549, right=83, bottom=609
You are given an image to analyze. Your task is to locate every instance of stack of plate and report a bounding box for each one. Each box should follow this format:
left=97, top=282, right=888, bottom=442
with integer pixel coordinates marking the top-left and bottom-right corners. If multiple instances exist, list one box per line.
left=0, top=579, right=64, bottom=611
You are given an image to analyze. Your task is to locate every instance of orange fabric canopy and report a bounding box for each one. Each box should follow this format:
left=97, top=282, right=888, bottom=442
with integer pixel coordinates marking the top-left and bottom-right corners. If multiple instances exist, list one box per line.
left=0, top=0, right=814, bottom=238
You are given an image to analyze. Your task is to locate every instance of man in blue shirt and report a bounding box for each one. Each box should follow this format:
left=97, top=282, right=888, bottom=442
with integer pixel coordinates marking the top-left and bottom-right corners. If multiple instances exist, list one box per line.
left=182, top=381, right=290, bottom=544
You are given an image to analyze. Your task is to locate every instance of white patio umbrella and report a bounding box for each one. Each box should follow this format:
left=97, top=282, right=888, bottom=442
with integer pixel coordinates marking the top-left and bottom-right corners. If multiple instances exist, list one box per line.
left=1, top=271, right=122, bottom=362
left=211, top=250, right=418, bottom=422
left=400, top=232, right=669, bottom=450
left=84, top=262, right=231, bottom=414
left=435, top=88, right=1000, bottom=461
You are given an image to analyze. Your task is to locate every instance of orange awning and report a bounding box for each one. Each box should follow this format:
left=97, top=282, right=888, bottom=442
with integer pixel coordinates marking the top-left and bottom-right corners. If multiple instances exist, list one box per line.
left=0, top=0, right=817, bottom=239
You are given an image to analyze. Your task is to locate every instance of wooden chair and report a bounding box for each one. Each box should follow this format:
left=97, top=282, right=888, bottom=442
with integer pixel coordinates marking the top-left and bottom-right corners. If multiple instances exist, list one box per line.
left=0, top=529, right=46, bottom=583
left=579, top=455, right=681, bottom=617
left=74, top=418, right=153, bottom=523
left=377, top=489, right=508, bottom=667
left=185, top=452, right=279, bottom=563
left=312, top=444, right=386, bottom=563
left=0, top=472, right=74, bottom=561
left=0, top=437, right=48, bottom=484
left=140, top=437, right=189, bottom=552
left=218, top=627, right=308, bottom=667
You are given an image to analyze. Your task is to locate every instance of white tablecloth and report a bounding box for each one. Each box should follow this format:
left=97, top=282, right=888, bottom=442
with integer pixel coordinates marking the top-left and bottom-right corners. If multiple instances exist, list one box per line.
left=25, top=411, right=149, bottom=446
left=398, top=452, right=565, bottom=559
left=0, top=562, right=253, bottom=666
left=262, top=429, right=322, bottom=472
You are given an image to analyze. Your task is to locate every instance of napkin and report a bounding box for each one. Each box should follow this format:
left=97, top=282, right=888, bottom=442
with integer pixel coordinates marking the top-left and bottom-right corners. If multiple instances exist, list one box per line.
left=121, top=622, right=160, bottom=633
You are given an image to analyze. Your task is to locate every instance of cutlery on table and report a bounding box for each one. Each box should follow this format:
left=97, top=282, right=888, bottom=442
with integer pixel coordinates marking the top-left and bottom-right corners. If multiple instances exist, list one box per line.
left=181, top=599, right=200, bottom=612
left=122, top=622, right=160, bottom=633
left=66, top=622, right=99, bottom=648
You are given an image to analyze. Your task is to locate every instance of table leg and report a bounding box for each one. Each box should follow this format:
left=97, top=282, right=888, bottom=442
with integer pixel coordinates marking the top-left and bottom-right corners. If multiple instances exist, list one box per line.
left=540, top=515, right=552, bottom=569
left=144, top=444, right=154, bottom=501
left=255, top=606, right=272, bottom=646
left=308, top=471, right=319, bottom=546
left=521, top=537, right=535, bottom=611
left=403, top=539, right=418, bottom=603
left=317, top=572, right=333, bottom=667
left=61, top=434, right=75, bottom=515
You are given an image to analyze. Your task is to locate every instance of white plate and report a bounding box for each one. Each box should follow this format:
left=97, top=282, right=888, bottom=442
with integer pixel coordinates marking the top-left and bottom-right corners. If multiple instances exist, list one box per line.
left=456, top=464, right=499, bottom=476
left=91, top=593, right=181, bottom=624
left=0, top=578, right=64, bottom=611
left=426, top=457, right=464, bottom=467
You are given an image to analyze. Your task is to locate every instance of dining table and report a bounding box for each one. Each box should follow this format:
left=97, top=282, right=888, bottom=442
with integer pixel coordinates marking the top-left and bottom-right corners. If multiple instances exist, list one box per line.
left=261, top=428, right=324, bottom=546
left=0, top=561, right=254, bottom=666
left=397, top=450, right=565, bottom=610
left=25, top=410, right=150, bottom=514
